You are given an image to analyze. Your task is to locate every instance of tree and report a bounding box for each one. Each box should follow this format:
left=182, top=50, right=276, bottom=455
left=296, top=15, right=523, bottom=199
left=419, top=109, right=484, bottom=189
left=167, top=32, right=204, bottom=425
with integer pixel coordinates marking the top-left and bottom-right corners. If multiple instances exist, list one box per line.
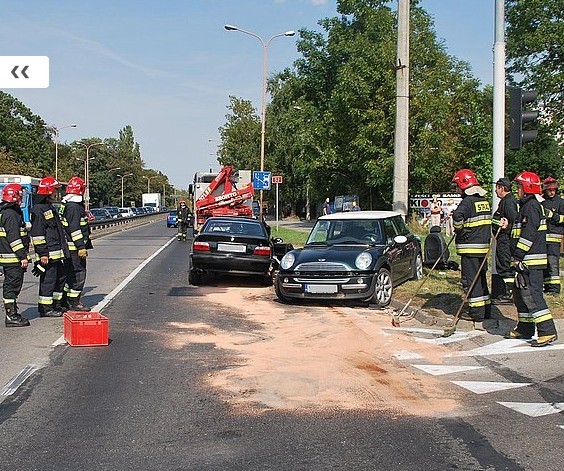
left=0, top=92, right=51, bottom=174
left=217, top=96, right=261, bottom=170
left=506, top=0, right=564, bottom=137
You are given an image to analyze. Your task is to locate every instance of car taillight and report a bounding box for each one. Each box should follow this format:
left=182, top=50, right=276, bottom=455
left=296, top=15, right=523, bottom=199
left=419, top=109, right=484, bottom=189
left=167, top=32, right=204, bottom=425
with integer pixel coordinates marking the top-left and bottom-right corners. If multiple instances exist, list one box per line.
left=193, top=241, right=210, bottom=252
left=253, top=246, right=271, bottom=256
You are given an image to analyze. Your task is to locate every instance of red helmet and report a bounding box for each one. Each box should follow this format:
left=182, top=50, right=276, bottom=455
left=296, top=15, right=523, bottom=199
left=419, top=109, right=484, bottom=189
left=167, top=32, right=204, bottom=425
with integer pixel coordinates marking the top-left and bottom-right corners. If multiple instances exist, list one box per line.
left=38, top=176, right=61, bottom=195
left=66, top=176, right=86, bottom=195
left=2, top=183, right=24, bottom=203
left=452, top=169, right=479, bottom=190
left=542, top=177, right=558, bottom=191
left=514, top=171, right=542, bottom=195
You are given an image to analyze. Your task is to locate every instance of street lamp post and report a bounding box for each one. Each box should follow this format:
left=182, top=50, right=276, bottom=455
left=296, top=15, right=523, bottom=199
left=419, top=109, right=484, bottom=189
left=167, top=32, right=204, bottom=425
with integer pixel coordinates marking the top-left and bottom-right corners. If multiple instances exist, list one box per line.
left=78, top=141, right=103, bottom=210
left=117, top=173, right=133, bottom=208
left=143, top=175, right=157, bottom=193
left=45, top=124, right=77, bottom=180
left=224, top=24, right=295, bottom=218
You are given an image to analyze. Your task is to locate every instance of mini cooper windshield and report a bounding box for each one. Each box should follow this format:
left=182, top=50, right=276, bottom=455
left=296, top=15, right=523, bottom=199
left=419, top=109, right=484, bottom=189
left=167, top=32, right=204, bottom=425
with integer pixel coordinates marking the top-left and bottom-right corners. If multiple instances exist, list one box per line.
left=306, top=219, right=386, bottom=245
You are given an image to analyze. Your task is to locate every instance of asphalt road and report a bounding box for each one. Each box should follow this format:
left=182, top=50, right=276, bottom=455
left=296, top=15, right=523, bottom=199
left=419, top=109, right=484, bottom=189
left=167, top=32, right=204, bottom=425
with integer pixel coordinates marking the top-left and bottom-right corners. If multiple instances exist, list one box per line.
left=0, top=219, right=562, bottom=470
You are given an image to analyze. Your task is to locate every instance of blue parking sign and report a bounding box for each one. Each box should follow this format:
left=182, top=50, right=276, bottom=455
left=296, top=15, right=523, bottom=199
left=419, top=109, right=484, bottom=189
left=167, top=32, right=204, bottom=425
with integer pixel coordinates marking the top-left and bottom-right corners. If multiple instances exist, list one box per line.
left=253, top=171, right=271, bottom=190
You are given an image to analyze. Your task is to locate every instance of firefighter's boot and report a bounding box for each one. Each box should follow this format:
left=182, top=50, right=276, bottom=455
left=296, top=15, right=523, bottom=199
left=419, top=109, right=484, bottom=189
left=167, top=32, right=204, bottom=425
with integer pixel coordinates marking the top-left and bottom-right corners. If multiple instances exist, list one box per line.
left=38, top=304, right=63, bottom=318
left=53, top=299, right=68, bottom=313
left=68, top=297, right=91, bottom=312
left=5, top=303, right=30, bottom=327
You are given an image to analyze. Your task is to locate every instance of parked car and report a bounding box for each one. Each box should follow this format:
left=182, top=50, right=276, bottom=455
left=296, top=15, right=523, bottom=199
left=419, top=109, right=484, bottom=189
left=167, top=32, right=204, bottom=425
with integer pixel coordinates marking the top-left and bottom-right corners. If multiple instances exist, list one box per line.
left=119, top=207, right=135, bottom=217
left=103, top=206, right=121, bottom=219
left=89, top=208, right=112, bottom=221
left=274, top=211, right=423, bottom=307
left=167, top=210, right=178, bottom=228
left=189, top=216, right=290, bottom=286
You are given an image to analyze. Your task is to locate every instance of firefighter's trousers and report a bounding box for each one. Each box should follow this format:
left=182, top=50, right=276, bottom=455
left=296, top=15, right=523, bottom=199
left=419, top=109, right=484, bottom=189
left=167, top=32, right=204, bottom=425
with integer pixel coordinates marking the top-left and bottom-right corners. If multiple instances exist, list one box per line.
left=492, top=236, right=514, bottom=298
left=544, top=243, right=561, bottom=294
left=461, top=255, right=491, bottom=321
left=38, top=260, right=67, bottom=311
left=514, top=268, right=557, bottom=337
left=64, top=251, right=87, bottom=302
left=2, top=265, right=25, bottom=304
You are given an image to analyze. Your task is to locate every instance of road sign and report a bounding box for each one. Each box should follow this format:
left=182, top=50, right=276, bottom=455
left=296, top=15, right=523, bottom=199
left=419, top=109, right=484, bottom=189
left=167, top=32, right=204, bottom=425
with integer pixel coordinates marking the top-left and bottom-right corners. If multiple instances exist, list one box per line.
left=0, top=56, right=49, bottom=88
left=253, top=171, right=271, bottom=190
left=272, top=175, right=283, bottom=184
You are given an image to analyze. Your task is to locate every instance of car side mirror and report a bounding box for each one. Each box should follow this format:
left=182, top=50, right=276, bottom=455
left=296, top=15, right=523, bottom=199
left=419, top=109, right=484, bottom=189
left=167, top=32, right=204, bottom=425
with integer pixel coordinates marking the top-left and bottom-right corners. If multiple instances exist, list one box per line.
left=394, top=235, right=408, bottom=244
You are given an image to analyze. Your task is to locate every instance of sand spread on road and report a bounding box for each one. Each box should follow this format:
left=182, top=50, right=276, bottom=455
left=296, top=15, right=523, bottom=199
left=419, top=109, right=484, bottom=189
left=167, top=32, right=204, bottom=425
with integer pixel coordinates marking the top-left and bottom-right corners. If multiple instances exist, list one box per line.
left=164, top=285, right=463, bottom=417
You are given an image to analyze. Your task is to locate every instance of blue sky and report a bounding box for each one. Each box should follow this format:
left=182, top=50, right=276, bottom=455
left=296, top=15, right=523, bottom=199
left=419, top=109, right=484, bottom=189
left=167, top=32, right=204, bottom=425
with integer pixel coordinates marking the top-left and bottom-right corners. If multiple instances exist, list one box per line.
left=1, top=0, right=494, bottom=190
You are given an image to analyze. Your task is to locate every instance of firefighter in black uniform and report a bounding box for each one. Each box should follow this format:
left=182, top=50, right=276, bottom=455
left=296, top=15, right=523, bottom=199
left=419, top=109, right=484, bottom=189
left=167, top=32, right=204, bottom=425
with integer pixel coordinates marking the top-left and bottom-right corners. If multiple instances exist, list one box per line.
left=30, top=176, right=70, bottom=317
left=177, top=199, right=191, bottom=241
left=491, top=177, right=519, bottom=304
left=541, top=177, right=564, bottom=294
left=60, top=176, right=92, bottom=311
left=0, top=184, right=31, bottom=327
left=503, top=172, right=558, bottom=346
left=451, top=169, right=492, bottom=324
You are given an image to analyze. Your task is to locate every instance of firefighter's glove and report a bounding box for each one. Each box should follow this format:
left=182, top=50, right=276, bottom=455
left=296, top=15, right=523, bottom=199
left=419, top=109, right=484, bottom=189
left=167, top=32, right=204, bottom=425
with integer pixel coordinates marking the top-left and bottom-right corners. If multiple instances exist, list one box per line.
left=32, top=261, right=46, bottom=277
left=78, top=249, right=88, bottom=259
left=514, top=262, right=529, bottom=290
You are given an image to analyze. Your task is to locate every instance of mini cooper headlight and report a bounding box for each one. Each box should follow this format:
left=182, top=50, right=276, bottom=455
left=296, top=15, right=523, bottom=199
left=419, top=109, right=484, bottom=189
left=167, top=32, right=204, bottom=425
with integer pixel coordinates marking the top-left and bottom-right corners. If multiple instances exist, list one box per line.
left=355, top=252, right=372, bottom=270
left=280, top=252, right=296, bottom=270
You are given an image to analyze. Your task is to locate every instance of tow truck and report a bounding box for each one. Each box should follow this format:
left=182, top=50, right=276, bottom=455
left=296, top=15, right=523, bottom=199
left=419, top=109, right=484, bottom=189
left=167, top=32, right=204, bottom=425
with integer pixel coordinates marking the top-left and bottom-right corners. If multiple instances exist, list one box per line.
left=193, top=166, right=254, bottom=232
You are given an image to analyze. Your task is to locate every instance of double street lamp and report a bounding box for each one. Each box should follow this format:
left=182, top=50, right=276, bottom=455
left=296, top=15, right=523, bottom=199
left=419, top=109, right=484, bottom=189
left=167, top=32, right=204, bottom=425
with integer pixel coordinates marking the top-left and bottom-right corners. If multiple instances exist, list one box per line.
left=117, top=173, right=133, bottom=208
left=77, top=141, right=103, bottom=210
left=45, top=123, right=77, bottom=180
left=143, top=175, right=157, bottom=193
left=224, top=24, right=295, bottom=218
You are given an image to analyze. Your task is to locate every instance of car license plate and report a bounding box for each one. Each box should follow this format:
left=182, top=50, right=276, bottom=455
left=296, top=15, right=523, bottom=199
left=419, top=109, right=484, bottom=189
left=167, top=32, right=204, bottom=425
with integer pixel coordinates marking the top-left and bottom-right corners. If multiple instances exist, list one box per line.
left=217, top=243, right=246, bottom=253
left=305, top=284, right=337, bottom=294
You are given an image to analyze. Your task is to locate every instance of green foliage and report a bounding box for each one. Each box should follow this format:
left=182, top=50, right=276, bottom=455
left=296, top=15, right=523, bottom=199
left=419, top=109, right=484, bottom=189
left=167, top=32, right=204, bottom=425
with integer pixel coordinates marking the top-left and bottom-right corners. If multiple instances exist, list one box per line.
left=0, top=92, right=51, bottom=174
left=506, top=0, right=564, bottom=136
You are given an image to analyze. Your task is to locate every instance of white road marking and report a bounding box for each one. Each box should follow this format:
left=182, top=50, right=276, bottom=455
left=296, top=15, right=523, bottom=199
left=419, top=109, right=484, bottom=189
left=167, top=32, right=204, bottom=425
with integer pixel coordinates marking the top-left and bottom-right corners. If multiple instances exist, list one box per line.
left=52, top=236, right=177, bottom=347
left=559, top=425, right=564, bottom=430
left=0, top=365, right=37, bottom=396
left=498, top=402, right=564, bottom=417
left=450, top=338, right=564, bottom=357
left=385, top=326, right=483, bottom=344
left=393, top=351, right=423, bottom=360
left=411, top=364, right=484, bottom=376
left=451, top=381, right=532, bottom=394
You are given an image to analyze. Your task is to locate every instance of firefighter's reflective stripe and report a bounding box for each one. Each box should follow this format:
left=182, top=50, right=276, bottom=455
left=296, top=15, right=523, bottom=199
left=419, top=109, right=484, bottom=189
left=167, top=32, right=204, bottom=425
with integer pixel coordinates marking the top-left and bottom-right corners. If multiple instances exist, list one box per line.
left=0, top=254, right=20, bottom=263
left=546, top=233, right=563, bottom=243
left=461, top=215, right=491, bottom=228
left=38, top=295, right=52, bottom=305
left=43, top=209, right=54, bottom=220
left=9, top=239, right=24, bottom=252
left=70, top=229, right=83, bottom=242
left=32, top=235, right=47, bottom=245
left=468, top=294, right=491, bottom=308
left=64, top=286, right=81, bottom=298
left=544, top=276, right=561, bottom=285
left=456, top=243, right=490, bottom=254
left=521, top=253, right=547, bottom=267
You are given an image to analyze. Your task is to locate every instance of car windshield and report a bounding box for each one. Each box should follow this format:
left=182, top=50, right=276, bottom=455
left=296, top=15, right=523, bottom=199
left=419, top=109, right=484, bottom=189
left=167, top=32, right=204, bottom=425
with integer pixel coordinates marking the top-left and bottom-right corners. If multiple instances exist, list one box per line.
left=306, top=219, right=385, bottom=245
left=202, top=220, right=266, bottom=237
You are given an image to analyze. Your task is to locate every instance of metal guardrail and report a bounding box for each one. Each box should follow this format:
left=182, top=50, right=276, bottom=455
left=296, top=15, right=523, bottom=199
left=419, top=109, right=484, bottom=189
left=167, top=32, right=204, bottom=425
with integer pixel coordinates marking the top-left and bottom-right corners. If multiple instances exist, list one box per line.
left=89, top=212, right=167, bottom=237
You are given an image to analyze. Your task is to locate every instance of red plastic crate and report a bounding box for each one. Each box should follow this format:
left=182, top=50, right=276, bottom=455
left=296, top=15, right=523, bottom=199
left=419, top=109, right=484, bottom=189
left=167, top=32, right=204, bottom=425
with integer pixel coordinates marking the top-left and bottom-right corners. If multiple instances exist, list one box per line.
left=64, top=311, right=109, bottom=347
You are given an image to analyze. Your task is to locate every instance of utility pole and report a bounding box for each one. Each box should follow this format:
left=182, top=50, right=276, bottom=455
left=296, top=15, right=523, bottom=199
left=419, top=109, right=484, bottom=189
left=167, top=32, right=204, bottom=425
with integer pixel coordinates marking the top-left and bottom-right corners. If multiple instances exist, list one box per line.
left=392, top=0, right=410, bottom=217
left=492, top=0, right=506, bottom=207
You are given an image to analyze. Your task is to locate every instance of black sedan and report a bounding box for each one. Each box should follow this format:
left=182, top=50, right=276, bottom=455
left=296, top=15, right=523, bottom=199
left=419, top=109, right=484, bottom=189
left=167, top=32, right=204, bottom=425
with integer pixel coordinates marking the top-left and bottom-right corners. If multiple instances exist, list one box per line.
left=274, top=211, right=423, bottom=307
left=189, top=216, right=286, bottom=285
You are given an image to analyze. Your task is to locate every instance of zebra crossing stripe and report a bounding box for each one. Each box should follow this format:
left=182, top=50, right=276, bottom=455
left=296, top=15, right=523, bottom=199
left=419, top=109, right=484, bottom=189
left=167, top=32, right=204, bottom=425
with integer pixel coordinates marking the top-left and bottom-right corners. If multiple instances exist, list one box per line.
left=393, top=351, right=423, bottom=360
left=450, top=338, right=564, bottom=357
left=498, top=402, right=564, bottom=417
left=451, top=381, right=532, bottom=394
left=411, top=364, right=484, bottom=376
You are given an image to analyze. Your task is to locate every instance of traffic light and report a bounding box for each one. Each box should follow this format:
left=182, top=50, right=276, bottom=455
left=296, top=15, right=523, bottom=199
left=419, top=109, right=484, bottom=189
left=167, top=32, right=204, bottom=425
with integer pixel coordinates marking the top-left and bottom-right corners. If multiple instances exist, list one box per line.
left=509, top=87, right=539, bottom=150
